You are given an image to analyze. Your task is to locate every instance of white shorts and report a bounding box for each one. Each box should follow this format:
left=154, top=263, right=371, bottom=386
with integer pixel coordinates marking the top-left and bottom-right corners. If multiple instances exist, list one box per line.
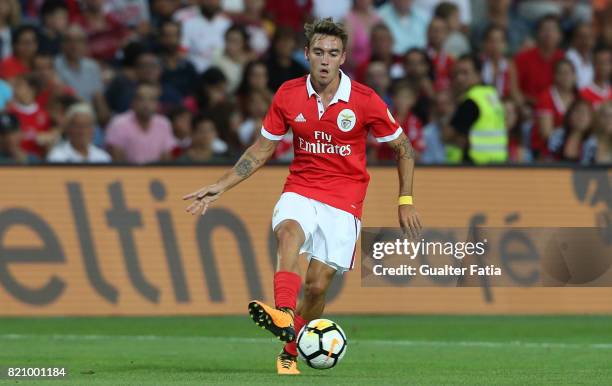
left=271, top=192, right=361, bottom=273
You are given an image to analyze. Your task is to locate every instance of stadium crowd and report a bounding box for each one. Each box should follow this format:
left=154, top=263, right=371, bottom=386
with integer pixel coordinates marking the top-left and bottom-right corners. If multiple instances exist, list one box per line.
left=0, top=0, right=610, bottom=165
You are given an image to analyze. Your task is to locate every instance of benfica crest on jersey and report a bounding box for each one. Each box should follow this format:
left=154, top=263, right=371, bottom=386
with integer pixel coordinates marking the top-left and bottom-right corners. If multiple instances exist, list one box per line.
left=337, top=109, right=356, bottom=132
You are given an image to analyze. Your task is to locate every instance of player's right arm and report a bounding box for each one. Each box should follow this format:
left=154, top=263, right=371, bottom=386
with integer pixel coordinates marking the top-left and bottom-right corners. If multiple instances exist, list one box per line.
left=184, top=84, right=289, bottom=216
left=183, top=135, right=278, bottom=216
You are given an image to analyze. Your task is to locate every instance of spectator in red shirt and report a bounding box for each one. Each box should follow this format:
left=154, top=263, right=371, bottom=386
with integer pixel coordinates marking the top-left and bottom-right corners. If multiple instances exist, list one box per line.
left=426, top=16, right=454, bottom=92
left=374, top=80, right=424, bottom=161
left=265, top=0, right=313, bottom=32
left=32, top=52, right=75, bottom=110
left=0, top=25, right=38, bottom=80
left=481, top=24, right=523, bottom=106
left=0, top=112, right=40, bottom=164
left=532, top=59, right=577, bottom=160
left=515, top=14, right=565, bottom=104
left=7, top=74, right=57, bottom=157
left=77, top=0, right=129, bottom=62
left=580, top=46, right=612, bottom=110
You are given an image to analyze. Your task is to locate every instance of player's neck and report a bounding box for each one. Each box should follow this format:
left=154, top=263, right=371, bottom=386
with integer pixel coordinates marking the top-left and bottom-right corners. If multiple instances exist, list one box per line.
left=311, top=73, right=341, bottom=102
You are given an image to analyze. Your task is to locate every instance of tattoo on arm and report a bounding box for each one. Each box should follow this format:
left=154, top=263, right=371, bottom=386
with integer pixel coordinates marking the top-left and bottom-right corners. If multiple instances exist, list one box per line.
left=233, top=137, right=277, bottom=178
left=390, top=137, right=415, bottom=160
left=235, top=158, right=253, bottom=177
left=235, top=136, right=277, bottom=177
left=235, top=153, right=261, bottom=177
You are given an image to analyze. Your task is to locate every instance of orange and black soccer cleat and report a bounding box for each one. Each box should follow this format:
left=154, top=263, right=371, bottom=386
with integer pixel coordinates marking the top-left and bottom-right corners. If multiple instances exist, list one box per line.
left=276, top=349, right=300, bottom=375
left=248, top=300, right=296, bottom=342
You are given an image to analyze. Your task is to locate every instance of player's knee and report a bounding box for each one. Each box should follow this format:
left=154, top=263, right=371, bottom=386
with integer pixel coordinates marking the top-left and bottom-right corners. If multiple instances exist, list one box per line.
left=275, top=221, right=304, bottom=248
left=304, top=281, right=327, bottom=299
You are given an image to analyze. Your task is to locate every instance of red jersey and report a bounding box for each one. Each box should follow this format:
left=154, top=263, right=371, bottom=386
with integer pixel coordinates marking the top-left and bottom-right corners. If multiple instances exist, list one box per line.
left=532, top=87, right=573, bottom=157
left=265, top=0, right=313, bottom=31
left=428, top=48, right=454, bottom=91
left=580, top=83, right=611, bottom=109
left=8, top=102, right=51, bottom=157
left=0, top=56, right=30, bottom=79
left=77, top=14, right=129, bottom=62
left=376, top=112, right=424, bottom=160
left=262, top=72, right=402, bottom=218
left=481, top=58, right=511, bottom=98
left=515, top=47, right=565, bottom=102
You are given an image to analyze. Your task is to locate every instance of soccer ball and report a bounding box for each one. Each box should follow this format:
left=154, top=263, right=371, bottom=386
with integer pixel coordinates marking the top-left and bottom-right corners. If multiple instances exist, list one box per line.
left=296, top=318, right=347, bottom=369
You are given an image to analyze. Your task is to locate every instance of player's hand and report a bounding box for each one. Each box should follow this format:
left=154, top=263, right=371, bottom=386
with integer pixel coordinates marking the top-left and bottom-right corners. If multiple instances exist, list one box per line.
left=183, top=184, right=224, bottom=216
left=398, top=205, right=422, bottom=239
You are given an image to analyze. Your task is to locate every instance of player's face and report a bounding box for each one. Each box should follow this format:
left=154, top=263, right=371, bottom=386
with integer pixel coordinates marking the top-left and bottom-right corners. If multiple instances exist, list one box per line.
left=305, top=34, right=346, bottom=86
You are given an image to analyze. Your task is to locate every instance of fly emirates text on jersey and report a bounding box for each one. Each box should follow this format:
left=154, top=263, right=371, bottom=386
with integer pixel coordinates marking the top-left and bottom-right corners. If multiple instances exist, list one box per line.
left=297, top=131, right=352, bottom=156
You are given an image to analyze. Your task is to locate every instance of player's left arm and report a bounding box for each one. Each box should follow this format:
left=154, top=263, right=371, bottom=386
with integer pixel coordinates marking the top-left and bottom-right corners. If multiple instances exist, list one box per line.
left=387, top=132, right=422, bottom=238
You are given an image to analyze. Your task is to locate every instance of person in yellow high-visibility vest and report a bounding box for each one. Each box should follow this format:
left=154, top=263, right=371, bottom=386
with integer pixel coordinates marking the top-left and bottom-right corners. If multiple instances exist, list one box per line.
left=450, top=55, right=508, bottom=164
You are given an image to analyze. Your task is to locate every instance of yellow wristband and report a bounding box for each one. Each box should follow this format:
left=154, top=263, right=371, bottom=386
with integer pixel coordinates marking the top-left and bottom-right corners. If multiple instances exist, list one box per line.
left=398, top=196, right=413, bottom=205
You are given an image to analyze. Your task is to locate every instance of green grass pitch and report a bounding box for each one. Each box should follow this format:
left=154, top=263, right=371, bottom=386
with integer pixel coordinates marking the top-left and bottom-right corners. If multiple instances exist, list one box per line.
left=1, top=315, right=611, bottom=385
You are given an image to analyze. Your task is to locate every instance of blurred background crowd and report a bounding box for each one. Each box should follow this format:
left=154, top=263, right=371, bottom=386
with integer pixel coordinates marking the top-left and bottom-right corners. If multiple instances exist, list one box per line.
left=0, top=0, right=610, bottom=165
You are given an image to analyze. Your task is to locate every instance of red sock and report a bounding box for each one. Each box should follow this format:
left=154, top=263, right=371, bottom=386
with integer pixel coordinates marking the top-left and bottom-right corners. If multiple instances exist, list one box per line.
left=284, top=314, right=307, bottom=356
left=273, top=271, right=301, bottom=310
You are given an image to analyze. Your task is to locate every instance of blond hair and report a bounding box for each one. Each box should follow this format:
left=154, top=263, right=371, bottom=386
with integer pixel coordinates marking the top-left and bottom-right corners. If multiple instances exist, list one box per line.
left=304, top=18, right=348, bottom=51
left=65, top=102, right=96, bottom=126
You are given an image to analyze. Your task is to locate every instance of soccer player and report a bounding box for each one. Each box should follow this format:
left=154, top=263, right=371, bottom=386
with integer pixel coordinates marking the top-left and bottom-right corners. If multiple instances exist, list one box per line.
left=183, top=18, right=421, bottom=375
